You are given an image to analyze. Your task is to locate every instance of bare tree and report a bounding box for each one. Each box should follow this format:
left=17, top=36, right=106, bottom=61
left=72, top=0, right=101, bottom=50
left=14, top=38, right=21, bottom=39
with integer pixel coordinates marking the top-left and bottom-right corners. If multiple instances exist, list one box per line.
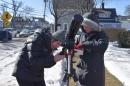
left=48, top=0, right=96, bottom=31
left=0, top=3, right=8, bottom=12
left=43, top=0, right=48, bottom=20
left=11, top=0, right=23, bottom=28
left=125, top=5, right=130, bottom=16
left=78, top=0, right=95, bottom=15
left=22, top=6, right=34, bottom=16
left=0, top=3, right=8, bottom=28
left=48, top=0, right=60, bottom=31
left=48, top=0, right=75, bottom=31
left=12, top=0, right=23, bottom=17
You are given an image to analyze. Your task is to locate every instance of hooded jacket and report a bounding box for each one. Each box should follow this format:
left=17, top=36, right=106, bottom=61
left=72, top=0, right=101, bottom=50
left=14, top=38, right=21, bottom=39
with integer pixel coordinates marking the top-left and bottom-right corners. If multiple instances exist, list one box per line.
left=12, top=30, right=56, bottom=82
left=76, top=30, right=109, bottom=86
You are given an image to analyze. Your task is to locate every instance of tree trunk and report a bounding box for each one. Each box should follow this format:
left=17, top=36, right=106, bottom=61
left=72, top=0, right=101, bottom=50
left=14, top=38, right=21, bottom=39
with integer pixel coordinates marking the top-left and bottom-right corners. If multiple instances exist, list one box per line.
left=55, top=16, right=58, bottom=31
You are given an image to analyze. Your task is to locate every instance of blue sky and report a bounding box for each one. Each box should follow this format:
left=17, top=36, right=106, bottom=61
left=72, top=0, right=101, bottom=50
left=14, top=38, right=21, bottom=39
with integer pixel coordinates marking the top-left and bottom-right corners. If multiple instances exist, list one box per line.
left=103, top=0, right=130, bottom=15
left=22, top=0, right=130, bottom=22
left=21, top=0, right=53, bottom=22
left=21, top=0, right=130, bottom=15
left=0, top=0, right=130, bottom=22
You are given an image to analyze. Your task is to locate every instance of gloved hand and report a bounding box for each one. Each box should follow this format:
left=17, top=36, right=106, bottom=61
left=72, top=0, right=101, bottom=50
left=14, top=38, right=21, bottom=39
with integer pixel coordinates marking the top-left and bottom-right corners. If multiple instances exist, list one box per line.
left=74, top=44, right=83, bottom=49
left=59, top=50, right=68, bottom=56
left=54, top=54, right=65, bottom=62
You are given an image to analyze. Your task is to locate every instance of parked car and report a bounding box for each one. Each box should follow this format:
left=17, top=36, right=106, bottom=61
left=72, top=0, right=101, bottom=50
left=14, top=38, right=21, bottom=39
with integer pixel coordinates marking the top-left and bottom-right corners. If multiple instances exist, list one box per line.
left=18, top=29, right=30, bottom=37
left=0, top=29, right=12, bottom=42
left=4, top=28, right=13, bottom=33
left=4, top=28, right=13, bottom=39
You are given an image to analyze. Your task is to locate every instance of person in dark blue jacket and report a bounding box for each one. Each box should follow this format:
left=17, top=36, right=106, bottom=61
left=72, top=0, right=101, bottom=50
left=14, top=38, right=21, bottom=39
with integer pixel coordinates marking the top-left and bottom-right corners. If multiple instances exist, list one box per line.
left=12, top=29, right=66, bottom=86
left=75, top=13, right=109, bottom=86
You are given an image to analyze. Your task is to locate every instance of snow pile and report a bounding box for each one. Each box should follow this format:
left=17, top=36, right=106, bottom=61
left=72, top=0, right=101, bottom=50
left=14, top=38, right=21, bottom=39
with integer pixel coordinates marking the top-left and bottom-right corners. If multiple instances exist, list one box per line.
left=0, top=39, right=64, bottom=86
left=0, top=39, right=25, bottom=86
left=104, top=42, right=130, bottom=86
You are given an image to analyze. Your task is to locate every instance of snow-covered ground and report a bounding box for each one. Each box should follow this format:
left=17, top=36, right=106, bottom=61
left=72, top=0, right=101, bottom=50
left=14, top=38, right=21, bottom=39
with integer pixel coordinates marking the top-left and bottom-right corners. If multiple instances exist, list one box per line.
left=0, top=38, right=26, bottom=86
left=104, top=42, right=130, bottom=86
left=0, top=39, right=130, bottom=86
left=0, top=38, right=65, bottom=86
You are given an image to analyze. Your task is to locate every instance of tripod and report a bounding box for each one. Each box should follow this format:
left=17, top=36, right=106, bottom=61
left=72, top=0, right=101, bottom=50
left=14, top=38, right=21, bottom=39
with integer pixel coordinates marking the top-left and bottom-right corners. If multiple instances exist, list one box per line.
left=60, top=14, right=83, bottom=86
left=61, top=48, right=81, bottom=86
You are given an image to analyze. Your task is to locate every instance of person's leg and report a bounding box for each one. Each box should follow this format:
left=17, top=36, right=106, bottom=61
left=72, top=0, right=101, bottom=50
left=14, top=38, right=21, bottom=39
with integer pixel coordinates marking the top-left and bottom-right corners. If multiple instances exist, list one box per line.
left=16, top=77, right=34, bottom=86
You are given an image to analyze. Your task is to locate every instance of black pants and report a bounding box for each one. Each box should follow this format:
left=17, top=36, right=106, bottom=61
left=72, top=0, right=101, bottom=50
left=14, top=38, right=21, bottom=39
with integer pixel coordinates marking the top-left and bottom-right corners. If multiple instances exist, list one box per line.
left=16, top=77, right=46, bottom=86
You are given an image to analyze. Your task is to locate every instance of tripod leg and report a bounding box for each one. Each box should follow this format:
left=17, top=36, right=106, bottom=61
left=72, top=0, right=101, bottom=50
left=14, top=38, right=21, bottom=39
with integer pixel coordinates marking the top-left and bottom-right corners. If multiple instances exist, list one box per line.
left=61, top=70, right=70, bottom=86
left=71, top=69, right=81, bottom=86
left=61, top=54, right=71, bottom=86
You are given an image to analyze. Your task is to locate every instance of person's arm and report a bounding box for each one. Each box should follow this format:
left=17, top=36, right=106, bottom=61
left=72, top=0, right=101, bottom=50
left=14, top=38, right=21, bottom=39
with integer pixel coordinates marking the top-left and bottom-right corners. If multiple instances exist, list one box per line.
left=29, top=50, right=65, bottom=68
left=82, top=35, right=109, bottom=53
left=29, top=51, right=56, bottom=68
left=54, top=54, right=65, bottom=62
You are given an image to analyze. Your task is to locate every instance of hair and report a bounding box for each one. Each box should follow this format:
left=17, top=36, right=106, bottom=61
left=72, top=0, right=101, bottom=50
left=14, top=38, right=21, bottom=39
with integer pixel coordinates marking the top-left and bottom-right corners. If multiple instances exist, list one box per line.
left=82, top=18, right=100, bottom=31
left=82, top=10, right=102, bottom=31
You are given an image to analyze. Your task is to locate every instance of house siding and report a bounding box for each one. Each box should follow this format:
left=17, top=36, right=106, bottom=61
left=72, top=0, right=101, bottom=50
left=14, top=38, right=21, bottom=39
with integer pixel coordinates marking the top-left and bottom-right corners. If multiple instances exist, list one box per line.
left=121, top=21, right=130, bottom=30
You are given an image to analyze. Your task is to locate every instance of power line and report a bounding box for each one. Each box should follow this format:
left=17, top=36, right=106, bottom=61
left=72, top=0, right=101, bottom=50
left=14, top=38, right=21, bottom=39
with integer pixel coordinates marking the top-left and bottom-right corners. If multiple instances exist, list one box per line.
left=0, top=0, right=54, bottom=21
left=0, top=0, right=44, bottom=16
left=0, top=5, right=44, bottom=17
left=1, top=0, right=14, bottom=6
left=1, top=4, right=15, bottom=10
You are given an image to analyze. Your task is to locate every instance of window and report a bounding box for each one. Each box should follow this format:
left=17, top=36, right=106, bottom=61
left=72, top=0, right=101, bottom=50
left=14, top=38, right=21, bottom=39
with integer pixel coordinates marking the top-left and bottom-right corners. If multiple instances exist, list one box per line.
left=99, top=11, right=111, bottom=18
left=63, top=23, right=68, bottom=30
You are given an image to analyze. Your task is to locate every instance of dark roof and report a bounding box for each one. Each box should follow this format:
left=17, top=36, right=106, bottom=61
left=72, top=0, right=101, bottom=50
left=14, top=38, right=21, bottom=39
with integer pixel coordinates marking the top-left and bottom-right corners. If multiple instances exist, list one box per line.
left=94, top=8, right=118, bottom=18
left=93, top=8, right=119, bottom=22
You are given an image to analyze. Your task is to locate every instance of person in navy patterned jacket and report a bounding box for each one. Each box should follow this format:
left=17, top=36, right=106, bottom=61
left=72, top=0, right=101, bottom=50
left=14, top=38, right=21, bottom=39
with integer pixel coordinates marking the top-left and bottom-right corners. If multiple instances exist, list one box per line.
left=75, top=13, right=109, bottom=86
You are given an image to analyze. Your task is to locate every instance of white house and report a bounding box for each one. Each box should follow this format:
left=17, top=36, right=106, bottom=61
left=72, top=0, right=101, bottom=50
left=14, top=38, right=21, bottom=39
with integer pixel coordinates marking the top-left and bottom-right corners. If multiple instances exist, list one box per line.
left=119, top=16, right=130, bottom=30
left=94, top=3, right=121, bottom=29
left=121, top=20, right=130, bottom=30
left=54, top=0, right=94, bottom=31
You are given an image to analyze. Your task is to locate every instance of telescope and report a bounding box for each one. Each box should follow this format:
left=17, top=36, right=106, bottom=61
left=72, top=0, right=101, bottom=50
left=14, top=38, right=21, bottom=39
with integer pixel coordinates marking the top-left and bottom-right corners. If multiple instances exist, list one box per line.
left=61, top=14, right=83, bottom=86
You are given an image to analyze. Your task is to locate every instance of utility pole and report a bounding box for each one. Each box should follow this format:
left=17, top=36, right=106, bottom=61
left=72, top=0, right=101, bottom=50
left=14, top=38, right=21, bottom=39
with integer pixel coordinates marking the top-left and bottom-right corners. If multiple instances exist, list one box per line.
left=12, top=0, right=16, bottom=17
left=101, top=0, right=105, bottom=9
left=12, top=0, right=16, bottom=29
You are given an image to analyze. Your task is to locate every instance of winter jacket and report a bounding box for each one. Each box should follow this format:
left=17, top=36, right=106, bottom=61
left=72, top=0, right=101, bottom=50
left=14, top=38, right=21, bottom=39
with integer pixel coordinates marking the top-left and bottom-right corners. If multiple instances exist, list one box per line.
left=12, top=30, right=56, bottom=82
left=76, top=31, right=109, bottom=86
